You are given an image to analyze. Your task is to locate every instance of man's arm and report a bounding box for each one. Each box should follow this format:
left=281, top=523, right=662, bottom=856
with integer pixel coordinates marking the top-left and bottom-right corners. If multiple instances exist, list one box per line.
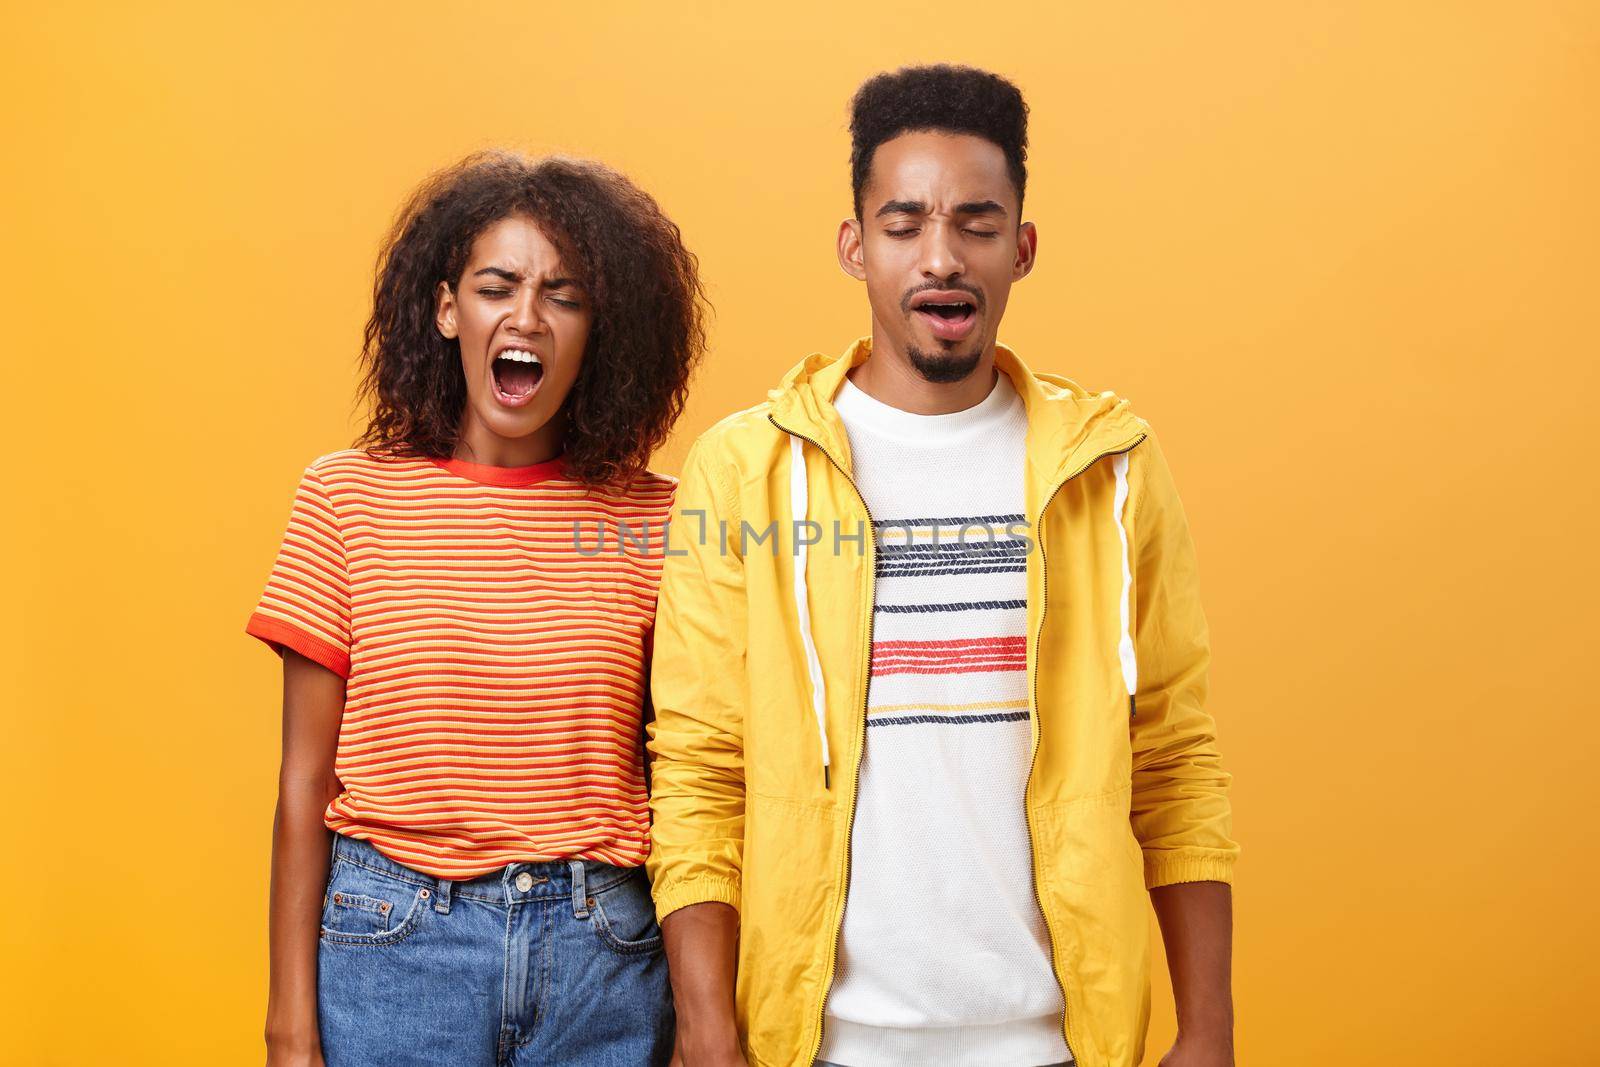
left=646, top=435, right=750, bottom=1065
left=1151, top=882, right=1234, bottom=1065
left=662, top=902, right=743, bottom=1065
left=1126, top=432, right=1240, bottom=1063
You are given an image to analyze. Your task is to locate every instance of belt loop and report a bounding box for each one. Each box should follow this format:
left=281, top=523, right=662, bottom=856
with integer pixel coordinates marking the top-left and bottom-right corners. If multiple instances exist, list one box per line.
left=433, top=877, right=453, bottom=915
left=568, top=860, right=590, bottom=919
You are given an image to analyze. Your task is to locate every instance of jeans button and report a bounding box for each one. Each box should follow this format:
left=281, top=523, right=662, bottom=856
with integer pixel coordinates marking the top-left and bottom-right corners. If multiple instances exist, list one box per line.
left=515, top=872, right=534, bottom=892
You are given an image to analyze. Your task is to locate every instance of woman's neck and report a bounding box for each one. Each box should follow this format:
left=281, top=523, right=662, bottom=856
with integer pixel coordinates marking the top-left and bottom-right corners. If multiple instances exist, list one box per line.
left=452, top=411, right=566, bottom=468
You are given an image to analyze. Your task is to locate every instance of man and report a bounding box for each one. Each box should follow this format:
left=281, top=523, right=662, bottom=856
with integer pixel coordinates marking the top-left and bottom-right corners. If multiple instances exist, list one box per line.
left=647, top=65, right=1238, bottom=1067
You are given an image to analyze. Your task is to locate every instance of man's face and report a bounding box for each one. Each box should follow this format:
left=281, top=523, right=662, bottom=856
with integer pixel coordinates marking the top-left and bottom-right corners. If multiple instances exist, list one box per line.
left=839, top=131, right=1036, bottom=383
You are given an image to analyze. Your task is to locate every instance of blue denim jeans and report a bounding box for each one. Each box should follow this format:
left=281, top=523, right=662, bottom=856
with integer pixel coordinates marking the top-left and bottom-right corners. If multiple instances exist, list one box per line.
left=317, top=833, right=673, bottom=1066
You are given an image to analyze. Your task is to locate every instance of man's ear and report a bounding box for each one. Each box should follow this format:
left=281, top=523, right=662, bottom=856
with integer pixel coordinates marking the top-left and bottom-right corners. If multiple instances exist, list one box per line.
left=435, top=280, right=459, bottom=339
left=1013, top=221, right=1038, bottom=282
left=837, top=218, right=867, bottom=281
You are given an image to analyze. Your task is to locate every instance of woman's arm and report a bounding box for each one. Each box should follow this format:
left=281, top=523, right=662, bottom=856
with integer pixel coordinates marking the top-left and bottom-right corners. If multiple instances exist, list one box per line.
left=264, top=649, right=345, bottom=1066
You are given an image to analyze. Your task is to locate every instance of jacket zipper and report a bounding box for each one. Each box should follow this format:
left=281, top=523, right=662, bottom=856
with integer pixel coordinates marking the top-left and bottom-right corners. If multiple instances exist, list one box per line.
left=767, top=413, right=874, bottom=1067
left=1026, top=432, right=1147, bottom=1065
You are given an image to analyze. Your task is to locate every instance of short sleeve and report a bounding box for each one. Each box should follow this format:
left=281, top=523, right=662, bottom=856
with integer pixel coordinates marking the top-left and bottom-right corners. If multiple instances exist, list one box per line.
left=246, top=464, right=351, bottom=677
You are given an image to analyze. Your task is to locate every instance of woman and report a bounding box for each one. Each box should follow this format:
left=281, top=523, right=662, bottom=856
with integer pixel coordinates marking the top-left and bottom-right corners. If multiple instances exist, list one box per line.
left=249, top=151, right=704, bottom=1066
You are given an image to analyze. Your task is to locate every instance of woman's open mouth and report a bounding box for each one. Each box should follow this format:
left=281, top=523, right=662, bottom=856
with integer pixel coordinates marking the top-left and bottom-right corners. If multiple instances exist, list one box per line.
left=491, top=348, right=545, bottom=408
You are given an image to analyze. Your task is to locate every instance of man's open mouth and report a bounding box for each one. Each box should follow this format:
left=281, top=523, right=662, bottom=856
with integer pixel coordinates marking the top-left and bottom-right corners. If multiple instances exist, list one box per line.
left=909, top=291, right=981, bottom=341
left=491, top=348, right=544, bottom=406
left=917, top=300, right=975, bottom=321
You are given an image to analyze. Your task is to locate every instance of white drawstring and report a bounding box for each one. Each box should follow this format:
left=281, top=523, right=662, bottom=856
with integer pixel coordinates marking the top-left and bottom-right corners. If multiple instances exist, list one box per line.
left=788, top=435, right=832, bottom=787
left=1112, top=452, right=1139, bottom=713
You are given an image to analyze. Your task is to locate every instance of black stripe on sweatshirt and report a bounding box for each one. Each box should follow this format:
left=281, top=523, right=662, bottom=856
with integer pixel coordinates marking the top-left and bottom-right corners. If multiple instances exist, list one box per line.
left=866, top=710, right=1032, bottom=728
left=875, top=599, right=1028, bottom=614
left=876, top=541, right=1029, bottom=559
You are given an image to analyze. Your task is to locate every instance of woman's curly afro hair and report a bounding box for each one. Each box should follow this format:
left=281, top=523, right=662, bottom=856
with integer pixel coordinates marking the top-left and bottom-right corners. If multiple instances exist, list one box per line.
left=356, top=150, right=706, bottom=487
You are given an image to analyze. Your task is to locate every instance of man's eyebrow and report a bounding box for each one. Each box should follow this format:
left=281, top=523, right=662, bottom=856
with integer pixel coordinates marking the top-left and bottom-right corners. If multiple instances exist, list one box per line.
left=873, top=199, right=1009, bottom=218
left=875, top=199, right=927, bottom=218
left=955, top=200, right=1007, bottom=218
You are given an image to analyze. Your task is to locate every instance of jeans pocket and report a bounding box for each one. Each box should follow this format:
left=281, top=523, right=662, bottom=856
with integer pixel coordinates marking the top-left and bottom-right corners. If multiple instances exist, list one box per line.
left=320, top=858, right=431, bottom=947
left=590, top=868, right=664, bottom=956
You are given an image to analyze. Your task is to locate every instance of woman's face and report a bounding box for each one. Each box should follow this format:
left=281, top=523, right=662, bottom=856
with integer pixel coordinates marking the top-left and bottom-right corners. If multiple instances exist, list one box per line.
left=435, top=214, right=591, bottom=461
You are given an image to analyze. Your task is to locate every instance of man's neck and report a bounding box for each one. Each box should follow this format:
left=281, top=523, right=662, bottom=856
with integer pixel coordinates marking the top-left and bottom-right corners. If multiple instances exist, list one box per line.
left=847, top=336, right=998, bottom=415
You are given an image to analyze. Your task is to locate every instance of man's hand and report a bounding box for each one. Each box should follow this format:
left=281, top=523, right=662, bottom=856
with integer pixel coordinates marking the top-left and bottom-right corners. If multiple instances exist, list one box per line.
left=1159, top=1032, right=1235, bottom=1067
left=668, top=1044, right=747, bottom=1067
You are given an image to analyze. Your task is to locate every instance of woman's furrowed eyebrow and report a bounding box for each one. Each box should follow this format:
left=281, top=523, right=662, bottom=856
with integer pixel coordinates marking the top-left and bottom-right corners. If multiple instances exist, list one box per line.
left=470, top=266, right=580, bottom=290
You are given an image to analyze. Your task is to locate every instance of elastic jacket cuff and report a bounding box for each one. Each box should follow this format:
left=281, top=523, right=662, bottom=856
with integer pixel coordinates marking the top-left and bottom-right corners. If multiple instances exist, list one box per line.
left=1144, top=850, right=1237, bottom=889
left=652, top=875, right=741, bottom=924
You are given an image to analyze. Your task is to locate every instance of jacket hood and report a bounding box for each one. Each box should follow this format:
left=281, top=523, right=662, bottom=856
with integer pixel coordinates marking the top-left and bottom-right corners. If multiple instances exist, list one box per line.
left=766, top=336, right=1148, bottom=485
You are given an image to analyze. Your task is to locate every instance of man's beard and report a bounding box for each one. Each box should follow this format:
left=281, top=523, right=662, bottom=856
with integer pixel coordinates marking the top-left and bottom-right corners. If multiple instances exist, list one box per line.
left=907, top=341, right=983, bottom=384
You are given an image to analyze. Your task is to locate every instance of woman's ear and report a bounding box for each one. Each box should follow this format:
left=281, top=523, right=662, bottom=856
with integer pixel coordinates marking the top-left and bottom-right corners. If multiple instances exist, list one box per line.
left=435, top=280, right=459, bottom=339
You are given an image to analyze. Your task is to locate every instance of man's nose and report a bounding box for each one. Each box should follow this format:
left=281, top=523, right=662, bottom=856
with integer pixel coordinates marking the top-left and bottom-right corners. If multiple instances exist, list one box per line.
left=919, top=222, right=965, bottom=280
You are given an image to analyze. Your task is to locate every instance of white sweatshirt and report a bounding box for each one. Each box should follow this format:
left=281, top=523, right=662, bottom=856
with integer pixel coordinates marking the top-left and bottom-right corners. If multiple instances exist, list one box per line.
left=818, top=370, right=1073, bottom=1067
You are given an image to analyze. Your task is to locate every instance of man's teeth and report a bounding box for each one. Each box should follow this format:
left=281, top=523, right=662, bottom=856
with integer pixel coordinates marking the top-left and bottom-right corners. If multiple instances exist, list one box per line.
left=497, top=350, right=541, bottom=364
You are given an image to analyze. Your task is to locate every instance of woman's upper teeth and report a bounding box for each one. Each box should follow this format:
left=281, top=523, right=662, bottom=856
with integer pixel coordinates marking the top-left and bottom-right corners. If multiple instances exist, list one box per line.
left=498, top=350, right=541, bottom=363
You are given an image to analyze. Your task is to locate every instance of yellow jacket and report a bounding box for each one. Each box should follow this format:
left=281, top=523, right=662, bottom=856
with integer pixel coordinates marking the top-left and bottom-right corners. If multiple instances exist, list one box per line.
left=647, top=337, right=1237, bottom=1067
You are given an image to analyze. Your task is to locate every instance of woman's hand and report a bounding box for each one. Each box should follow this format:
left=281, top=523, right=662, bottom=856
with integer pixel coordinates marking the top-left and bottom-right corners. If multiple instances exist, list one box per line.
left=265, top=1034, right=325, bottom=1067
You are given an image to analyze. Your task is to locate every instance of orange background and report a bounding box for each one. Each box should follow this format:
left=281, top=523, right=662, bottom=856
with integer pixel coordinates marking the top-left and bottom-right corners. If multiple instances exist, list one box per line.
left=3, top=3, right=1596, bottom=1064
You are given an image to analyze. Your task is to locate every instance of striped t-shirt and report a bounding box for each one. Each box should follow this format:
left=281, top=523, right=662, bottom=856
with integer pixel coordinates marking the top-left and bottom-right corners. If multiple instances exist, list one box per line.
left=247, top=449, right=674, bottom=878
left=820, top=371, right=1072, bottom=1067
